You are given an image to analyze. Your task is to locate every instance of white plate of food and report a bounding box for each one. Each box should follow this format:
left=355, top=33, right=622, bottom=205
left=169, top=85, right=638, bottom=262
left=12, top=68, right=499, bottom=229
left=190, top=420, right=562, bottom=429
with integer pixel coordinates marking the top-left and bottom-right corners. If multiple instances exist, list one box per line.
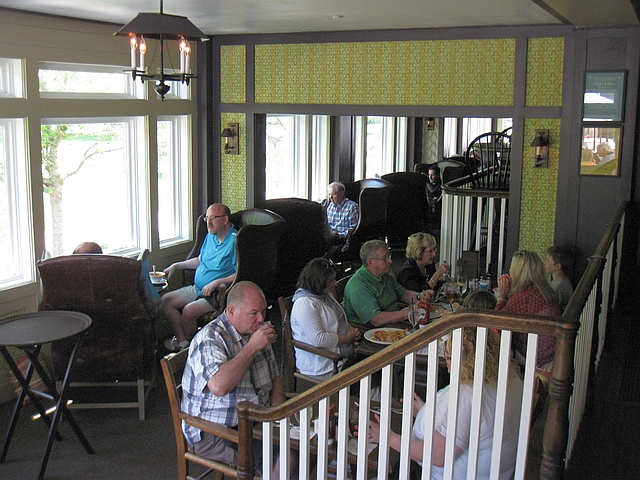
left=364, top=328, right=409, bottom=345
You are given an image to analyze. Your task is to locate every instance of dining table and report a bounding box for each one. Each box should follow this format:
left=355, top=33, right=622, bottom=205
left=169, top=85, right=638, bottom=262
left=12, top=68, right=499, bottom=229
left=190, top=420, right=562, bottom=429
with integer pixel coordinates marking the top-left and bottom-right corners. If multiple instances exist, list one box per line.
left=353, top=300, right=454, bottom=360
left=0, top=310, right=94, bottom=479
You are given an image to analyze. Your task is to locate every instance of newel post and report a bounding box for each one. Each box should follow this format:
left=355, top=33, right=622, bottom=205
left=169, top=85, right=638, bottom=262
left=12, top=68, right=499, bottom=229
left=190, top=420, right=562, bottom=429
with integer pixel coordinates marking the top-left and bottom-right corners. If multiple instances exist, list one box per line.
left=236, top=402, right=254, bottom=480
left=539, top=322, right=578, bottom=480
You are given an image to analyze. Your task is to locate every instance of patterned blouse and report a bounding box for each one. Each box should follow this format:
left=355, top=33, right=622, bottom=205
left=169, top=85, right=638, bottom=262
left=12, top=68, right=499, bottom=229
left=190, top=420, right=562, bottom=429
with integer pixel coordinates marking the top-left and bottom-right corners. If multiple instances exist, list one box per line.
left=496, top=284, right=561, bottom=367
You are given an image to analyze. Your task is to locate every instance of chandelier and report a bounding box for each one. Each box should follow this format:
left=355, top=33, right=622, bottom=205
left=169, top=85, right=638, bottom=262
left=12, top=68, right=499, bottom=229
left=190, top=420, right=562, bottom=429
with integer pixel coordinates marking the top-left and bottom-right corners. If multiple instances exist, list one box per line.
left=115, top=0, right=207, bottom=99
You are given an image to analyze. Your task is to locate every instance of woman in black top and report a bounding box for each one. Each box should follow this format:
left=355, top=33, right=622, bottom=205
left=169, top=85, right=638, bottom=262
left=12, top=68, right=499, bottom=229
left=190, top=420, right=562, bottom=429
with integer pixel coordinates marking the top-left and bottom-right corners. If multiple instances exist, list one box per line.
left=397, top=232, right=449, bottom=292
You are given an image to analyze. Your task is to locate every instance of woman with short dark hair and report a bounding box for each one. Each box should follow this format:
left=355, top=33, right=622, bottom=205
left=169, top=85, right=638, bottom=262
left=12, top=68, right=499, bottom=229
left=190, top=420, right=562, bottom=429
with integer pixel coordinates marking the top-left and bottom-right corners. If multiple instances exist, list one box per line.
left=290, top=258, right=360, bottom=382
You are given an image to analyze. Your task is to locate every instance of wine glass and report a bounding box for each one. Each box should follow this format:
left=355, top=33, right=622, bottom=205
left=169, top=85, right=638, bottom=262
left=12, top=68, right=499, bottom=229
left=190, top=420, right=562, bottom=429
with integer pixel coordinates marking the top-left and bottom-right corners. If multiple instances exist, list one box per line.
left=444, top=279, right=458, bottom=310
left=457, top=274, right=468, bottom=298
left=407, top=302, right=420, bottom=332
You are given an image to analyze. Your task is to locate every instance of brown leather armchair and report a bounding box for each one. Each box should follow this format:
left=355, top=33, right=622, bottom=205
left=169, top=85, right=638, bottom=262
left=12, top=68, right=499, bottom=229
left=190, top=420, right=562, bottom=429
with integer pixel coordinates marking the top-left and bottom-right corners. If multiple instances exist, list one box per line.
left=37, top=250, right=161, bottom=420
left=261, top=197, right=335, bottom=295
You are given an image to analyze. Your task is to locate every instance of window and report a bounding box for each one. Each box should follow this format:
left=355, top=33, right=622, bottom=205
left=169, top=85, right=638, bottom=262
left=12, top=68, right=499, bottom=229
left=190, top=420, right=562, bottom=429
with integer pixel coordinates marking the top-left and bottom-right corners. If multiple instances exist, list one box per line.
left=0, top=58, right=24, bottom=98
left=39, top=61, right=145, bottom=99
left=354, top=116, right=408, bottom=179
left=41, top=118, right=148, bottom=256
left=266, top=114, right=330, bottom=201
left=158, top=116, right=192, bottom=246
left=0, top=118, right=34, bottom=288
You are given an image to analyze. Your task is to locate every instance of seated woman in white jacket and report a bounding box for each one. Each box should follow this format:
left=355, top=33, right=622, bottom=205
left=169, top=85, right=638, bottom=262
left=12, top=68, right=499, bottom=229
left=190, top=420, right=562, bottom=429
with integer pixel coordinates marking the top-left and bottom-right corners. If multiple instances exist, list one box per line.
left=291, top=258, right=361, bottom=383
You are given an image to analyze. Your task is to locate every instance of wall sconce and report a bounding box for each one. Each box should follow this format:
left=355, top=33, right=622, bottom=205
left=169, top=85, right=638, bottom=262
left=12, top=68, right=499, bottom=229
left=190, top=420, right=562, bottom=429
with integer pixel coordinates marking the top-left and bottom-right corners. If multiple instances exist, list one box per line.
left=221, top=123, right=239, bottom=155
left=531, top=129, right=550, bottom=168
left=425, top=118, right=436, bottom=131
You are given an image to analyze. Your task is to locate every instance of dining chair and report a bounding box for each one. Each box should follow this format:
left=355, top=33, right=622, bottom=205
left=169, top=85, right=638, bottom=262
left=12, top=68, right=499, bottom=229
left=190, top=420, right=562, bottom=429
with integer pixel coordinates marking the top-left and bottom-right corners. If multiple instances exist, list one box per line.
left=464, top=130, right=512, bottom=190
left=161, top=349, right=241, bottom=480
left=278, top=296, right=343, bottom=393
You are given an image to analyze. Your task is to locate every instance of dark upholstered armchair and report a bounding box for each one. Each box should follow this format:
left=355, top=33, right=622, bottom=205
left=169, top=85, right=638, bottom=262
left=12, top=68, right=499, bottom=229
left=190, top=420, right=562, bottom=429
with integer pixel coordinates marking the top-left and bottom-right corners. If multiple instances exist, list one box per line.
left=261, top=198, right=335, bottom=295
left=228, top=208, right=286, bottom=303
left=381, top=172, right=428, bottom=248
left=334, top=178, right=393, bottom=267
left=37, top=250, right=161, bottom=420
left=177, top=208, right=285, bottom=308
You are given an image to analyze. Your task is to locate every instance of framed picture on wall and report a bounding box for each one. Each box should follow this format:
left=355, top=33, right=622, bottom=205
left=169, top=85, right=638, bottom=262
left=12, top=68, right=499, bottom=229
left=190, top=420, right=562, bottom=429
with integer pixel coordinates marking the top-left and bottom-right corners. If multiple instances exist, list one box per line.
left=583, top=71, right=626, bottom=122
left=580, top=126, right=621, bottom=176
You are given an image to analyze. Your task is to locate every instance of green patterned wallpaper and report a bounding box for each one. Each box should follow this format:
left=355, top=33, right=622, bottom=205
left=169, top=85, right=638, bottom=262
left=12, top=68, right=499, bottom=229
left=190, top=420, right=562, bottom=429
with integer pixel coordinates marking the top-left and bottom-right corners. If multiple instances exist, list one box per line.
left=519, top=118, right=561, bottom=257
left=255, top=39, right=515, bottom=106
left=525, top=37, right=564, bottom=107
left=220, top=113, right=247, bottom=212
left=220, top=45, right=246, bottom=104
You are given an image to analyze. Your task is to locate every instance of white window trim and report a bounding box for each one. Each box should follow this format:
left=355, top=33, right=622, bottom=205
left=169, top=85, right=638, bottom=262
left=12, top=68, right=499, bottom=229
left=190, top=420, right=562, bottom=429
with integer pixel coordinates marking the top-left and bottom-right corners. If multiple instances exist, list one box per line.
left=41, top=116, right=149, bottom=257
left=0, top=118, right=35, bottom=288
left=158, top=115, right=192, bottom=248
left=38, top=61, right=146, bottom=99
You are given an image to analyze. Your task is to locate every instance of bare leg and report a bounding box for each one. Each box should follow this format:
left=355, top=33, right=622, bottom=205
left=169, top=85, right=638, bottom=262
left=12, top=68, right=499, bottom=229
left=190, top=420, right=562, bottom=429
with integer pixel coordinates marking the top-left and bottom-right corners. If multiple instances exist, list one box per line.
left=180, top=302, right=208, bottom=341
left=161, top=291, right=191, bottom=343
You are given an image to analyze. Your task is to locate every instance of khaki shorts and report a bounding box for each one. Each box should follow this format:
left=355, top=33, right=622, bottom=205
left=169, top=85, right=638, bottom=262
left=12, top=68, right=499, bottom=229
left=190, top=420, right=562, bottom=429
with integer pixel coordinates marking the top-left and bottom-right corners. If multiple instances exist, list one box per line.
left=175, top=285, right=215, bottom=314
left=190, top=431, right=266, bottom=474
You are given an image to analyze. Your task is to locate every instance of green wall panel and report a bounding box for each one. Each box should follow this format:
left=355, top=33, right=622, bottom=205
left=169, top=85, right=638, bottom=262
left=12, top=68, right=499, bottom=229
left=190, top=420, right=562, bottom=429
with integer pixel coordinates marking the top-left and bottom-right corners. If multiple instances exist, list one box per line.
left=220, top=45, right=246, bottom=104
left=255, top=39, right=515, bottom=106
left=220, top=113, right=247, bottom=212
left=525, top=37, right=564, bottom=107
left=519, top=118, right=561, bottom=257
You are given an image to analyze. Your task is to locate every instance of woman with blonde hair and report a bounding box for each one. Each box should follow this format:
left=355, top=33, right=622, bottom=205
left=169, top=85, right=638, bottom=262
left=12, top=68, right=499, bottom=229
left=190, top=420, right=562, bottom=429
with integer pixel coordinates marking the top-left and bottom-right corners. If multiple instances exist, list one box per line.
left=397, top=232, right=449, bottom=292
left=368, top=328, right=523, bottom=480
left=496, top=250, right=561, bottom=368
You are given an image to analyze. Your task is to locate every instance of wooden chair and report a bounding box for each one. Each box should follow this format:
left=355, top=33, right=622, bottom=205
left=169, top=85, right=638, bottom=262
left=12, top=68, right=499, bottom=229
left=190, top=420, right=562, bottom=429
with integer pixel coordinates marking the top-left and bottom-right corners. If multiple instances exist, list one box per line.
left=464, top=131, right=512, bottom=190
left=161, top=349, right=242, bottom=480
left=278, top=296, right=343, bottom=393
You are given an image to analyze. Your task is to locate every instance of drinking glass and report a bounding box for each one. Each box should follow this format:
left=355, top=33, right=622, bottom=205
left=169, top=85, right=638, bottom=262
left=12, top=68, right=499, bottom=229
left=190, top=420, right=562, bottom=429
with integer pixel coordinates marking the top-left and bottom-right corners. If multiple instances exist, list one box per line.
left=407, top=303, right=420, bottom=332
left=444, top=279, right=458, bottom=309
left=457, top=274, right=468, bottom=298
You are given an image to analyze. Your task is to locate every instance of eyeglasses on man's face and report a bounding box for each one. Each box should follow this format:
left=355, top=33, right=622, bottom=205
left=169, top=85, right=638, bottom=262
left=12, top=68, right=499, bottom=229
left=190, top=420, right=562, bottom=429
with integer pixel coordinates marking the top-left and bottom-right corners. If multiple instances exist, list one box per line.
left=371, top=252, right=392, bottom=262
left=204, top=214, right=227, bottom=222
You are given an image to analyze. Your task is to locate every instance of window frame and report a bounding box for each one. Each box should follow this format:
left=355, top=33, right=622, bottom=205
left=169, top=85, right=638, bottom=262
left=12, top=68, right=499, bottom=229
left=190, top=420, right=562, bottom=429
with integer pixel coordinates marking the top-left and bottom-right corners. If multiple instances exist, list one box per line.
left=0, top=118, right=35, bottom=289
left=157, top=115, right=193, bottom=247
left=40, top=116, right=149, bottom=257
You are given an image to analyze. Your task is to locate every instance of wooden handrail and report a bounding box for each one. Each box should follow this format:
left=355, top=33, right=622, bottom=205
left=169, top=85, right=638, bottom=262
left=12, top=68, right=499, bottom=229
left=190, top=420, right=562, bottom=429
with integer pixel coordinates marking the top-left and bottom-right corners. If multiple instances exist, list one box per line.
left=237, top=310, right=577, bottom=424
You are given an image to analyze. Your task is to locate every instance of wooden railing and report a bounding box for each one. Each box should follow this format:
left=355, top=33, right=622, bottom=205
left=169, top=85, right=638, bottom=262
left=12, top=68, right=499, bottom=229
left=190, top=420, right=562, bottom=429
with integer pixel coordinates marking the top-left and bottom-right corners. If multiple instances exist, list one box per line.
left=235, top=310, right=579, bottom=480
left=228, top=200, right=626, bottom=480
left=563, top=202, right=625, bottom=463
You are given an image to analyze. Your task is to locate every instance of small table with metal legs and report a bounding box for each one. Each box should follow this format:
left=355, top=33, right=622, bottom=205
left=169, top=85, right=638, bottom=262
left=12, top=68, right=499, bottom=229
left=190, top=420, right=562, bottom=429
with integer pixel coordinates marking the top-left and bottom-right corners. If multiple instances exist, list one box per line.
left=0, top=310, right=94, bottom=479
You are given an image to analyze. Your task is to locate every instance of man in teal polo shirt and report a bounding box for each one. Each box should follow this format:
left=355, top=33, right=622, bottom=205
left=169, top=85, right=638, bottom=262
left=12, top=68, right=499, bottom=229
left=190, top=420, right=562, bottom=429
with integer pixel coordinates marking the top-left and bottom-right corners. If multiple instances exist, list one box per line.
left=162, top=203, right=238, bottom=351
left=343, top=239, right=433, bottom=327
